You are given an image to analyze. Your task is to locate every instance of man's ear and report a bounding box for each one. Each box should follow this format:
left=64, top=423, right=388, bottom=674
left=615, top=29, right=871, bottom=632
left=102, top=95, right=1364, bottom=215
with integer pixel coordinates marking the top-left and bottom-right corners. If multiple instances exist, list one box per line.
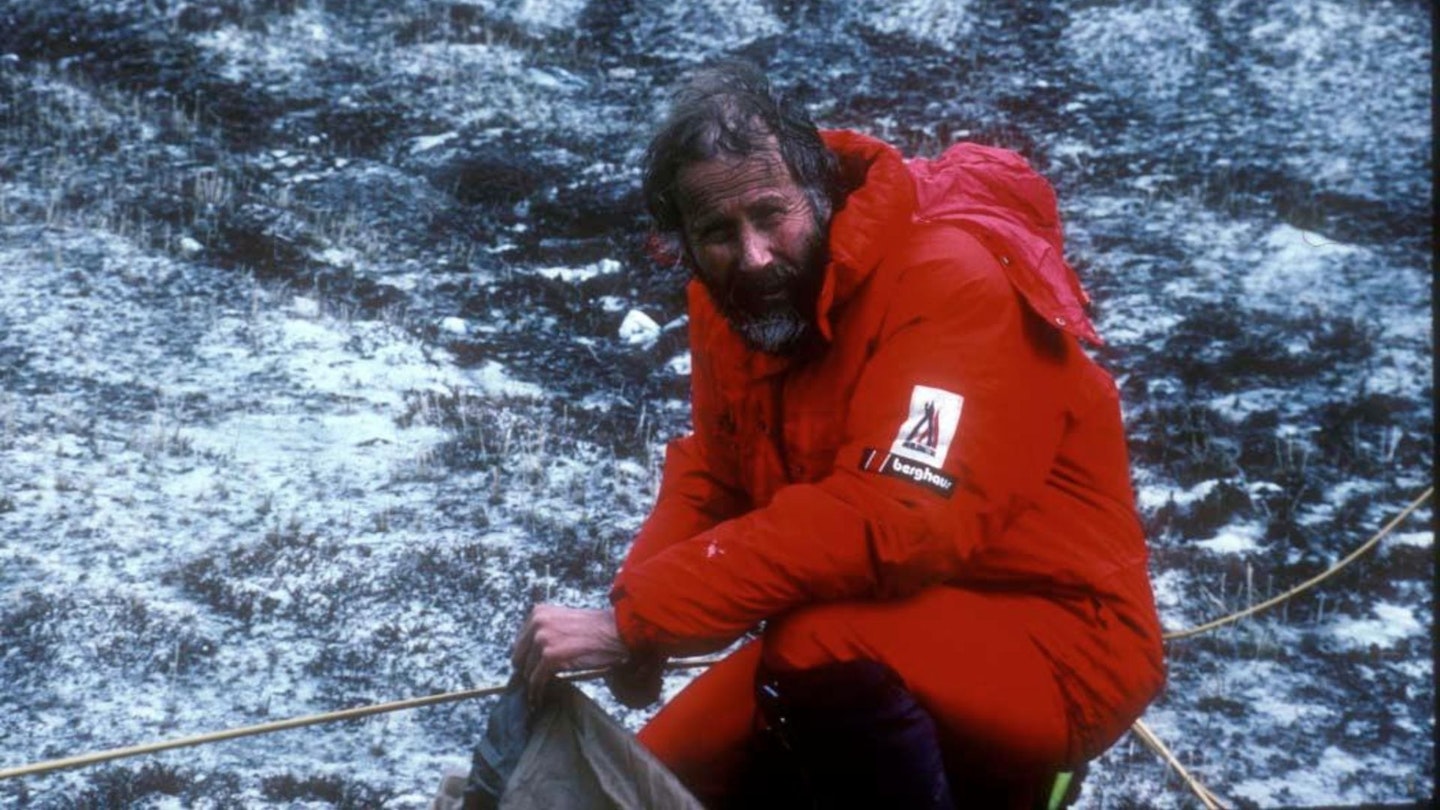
left=809, top=190, right=833, bottom=228
left=643, top=232, right=688, bottom=270
left=679, top=240, right=701, bottom=276
left=674, top=233, right=702, bottom=278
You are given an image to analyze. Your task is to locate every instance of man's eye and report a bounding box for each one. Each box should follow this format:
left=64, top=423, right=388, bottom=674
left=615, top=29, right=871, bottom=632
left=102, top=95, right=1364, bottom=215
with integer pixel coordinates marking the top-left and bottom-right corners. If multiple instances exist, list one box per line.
left=754, top=207, right=784, bottom=225
left=696, top=227, right=730, bottom=245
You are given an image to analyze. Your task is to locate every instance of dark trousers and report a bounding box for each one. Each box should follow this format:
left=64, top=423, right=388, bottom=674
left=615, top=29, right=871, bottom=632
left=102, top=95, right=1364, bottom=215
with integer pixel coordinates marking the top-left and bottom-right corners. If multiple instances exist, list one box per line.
left=727, top=659, right=955, bottom=810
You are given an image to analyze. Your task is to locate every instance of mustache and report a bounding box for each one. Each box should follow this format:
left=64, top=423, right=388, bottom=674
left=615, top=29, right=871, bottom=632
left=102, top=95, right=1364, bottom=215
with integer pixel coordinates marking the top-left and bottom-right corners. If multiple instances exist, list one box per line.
left=702, top=258, right=821, bottom=355
left=721, top=261, right=805, bottom=308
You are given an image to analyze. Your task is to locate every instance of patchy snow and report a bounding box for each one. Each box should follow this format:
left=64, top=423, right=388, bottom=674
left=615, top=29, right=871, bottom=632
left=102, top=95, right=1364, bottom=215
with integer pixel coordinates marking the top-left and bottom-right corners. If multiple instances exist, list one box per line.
left=855, top=0, right=974, bottom=48
left=511, top=0, right=589, bottom=31
left=1297, top=479, right=1388, bottom=529
left=1136, top=478, right=1221, bottom=512
left=387, top=42, right=572, bottom=131
left=1328, top=602, right=1423, bottom=650
left=666, top=352, right=692, bottom=377
left=1383, top=530, right=1433, bottom=550
left=635, top=0, right=785, bottom=57
left=195, top=7, right=346, bottom=85
left=595, top=295, right=629, bottom=313
left=465, top=360, right=544, bottom=399
left=1230, top=743, right=1400, bottom=808
left=534, top=258, right=621, bottom=283
left=618, top=309, right=661, bottom=346
left=1242, top=224, right=1361, bottom=312
left=411, top=131, right=460, bottom=154
left=1194, top=522, right=1266, bottom=555
left=1064, top=1, right=1207, bottom=108
left=1148, top=568, right=1195, bottom=632
left=1243, top=1, right=1432, bottom=197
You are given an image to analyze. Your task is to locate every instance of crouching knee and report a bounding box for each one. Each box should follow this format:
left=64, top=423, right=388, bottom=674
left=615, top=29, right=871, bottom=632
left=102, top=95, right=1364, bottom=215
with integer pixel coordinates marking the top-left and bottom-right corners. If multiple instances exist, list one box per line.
left=758, top=603, right=866, bottom=673
left=751, top=659, right=954, bottom=810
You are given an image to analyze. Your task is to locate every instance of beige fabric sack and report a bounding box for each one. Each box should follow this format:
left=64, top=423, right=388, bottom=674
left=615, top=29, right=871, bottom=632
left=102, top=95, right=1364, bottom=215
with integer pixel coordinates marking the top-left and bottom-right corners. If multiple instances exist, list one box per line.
left=433, top=681, right=702, bottom=810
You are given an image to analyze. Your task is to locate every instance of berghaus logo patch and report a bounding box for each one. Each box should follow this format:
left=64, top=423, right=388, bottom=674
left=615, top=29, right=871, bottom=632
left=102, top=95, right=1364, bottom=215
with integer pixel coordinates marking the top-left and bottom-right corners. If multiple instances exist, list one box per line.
left=859, top=447, right=956, bottom=498
left=891, top=385, right=963, bottom=465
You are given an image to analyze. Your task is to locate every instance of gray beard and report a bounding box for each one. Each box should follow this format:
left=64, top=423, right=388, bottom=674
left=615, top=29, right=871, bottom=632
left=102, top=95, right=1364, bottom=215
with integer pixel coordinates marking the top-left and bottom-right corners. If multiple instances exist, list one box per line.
left=733, top=308, right=813, bottom=355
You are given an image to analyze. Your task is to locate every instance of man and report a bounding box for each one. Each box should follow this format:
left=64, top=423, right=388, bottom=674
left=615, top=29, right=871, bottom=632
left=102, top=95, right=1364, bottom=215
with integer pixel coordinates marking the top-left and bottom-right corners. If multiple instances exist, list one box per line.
left=511, top=61, right=1165, bottom=808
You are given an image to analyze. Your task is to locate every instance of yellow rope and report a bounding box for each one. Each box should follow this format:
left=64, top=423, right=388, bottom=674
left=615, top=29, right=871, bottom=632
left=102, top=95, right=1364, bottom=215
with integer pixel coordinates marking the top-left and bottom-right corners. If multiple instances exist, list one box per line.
left=1163, top=487, right=1432, bottom=641
left=1130, top=719, right=1227, bottom=809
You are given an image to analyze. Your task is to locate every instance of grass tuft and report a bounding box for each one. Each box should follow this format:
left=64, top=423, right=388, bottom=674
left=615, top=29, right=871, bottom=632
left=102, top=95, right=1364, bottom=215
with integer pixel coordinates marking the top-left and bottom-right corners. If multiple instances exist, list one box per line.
left=261, top=772, right=395, bottom=808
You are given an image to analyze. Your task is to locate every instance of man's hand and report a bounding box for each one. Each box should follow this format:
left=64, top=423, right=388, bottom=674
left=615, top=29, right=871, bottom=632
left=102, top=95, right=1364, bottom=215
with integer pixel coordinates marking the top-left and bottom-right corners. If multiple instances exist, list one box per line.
left=511, top=605, right=628, bottom=702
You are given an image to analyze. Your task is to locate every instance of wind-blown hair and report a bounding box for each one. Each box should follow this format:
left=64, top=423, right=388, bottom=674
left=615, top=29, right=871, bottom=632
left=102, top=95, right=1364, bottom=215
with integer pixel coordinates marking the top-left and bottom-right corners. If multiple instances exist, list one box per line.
left=642, top=60, right=839, bottom=255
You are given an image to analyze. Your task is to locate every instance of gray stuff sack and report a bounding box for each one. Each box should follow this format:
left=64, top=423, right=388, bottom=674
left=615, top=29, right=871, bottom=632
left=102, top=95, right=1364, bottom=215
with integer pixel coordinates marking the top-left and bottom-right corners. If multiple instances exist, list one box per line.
left=443, top=679, right=703, bottom=810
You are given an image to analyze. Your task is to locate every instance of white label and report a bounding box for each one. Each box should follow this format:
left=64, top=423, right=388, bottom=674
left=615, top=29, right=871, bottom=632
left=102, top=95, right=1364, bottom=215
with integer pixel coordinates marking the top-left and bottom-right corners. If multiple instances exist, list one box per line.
left=889, top=385, right=964, bottom=466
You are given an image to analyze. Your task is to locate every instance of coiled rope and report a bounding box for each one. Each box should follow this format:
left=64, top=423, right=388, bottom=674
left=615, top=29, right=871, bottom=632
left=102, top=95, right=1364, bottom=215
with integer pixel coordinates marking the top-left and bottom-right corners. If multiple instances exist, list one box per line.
left=0, top=487, right=1431, bottom=805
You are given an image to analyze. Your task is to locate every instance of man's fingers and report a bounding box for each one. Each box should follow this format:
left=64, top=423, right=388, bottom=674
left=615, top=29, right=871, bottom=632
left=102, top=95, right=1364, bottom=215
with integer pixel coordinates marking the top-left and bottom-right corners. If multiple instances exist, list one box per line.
left=512, top=605, right=627, bottom=706
left=527, top=650, right=554, bottom=702
left=510, top=605, right=543, bottom=670
left=523, top=628, right=549, bottom=684
left=520, top=618, right=558, bottom=700
left=525, top=632, right=567, bottom=705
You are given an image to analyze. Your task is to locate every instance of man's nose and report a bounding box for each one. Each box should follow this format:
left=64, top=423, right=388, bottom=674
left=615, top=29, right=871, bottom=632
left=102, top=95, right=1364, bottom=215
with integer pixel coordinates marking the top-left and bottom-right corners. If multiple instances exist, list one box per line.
left=737, top=225, right=774, bottom=272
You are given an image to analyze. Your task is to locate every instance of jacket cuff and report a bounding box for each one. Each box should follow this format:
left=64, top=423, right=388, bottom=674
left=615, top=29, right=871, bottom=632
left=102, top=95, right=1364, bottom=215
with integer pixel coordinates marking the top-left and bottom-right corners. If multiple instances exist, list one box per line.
left=609, top=583, right=656, bottom=653
left=607, top=585, right=668, bottom=707
left=605, top=651, right=665, bottom=709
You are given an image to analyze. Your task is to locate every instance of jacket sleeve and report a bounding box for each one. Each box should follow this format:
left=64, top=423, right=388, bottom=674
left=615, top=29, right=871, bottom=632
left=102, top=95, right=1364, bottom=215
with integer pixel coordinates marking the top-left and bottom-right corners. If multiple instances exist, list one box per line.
left=610, top=226, right=1074, bottom=652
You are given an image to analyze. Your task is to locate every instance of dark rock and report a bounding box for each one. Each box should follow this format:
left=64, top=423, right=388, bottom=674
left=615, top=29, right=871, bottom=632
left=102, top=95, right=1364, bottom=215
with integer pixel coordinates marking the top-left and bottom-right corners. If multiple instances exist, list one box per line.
left=212, top=203, right=322, bottom=277
left=530, top=175, right=644, bottom=241
left=294, top=161, right=458, bottom=246
left=404, top=130, right=582, bottom=209
left=174, top=3, right=245, bottom=33
left=573, top=0, right=641, bottom=57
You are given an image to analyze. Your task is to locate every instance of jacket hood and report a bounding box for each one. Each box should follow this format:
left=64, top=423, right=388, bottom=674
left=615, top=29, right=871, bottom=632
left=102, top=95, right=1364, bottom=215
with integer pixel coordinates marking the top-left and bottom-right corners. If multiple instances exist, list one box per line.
left=906, top=142, right=1100, bottom=344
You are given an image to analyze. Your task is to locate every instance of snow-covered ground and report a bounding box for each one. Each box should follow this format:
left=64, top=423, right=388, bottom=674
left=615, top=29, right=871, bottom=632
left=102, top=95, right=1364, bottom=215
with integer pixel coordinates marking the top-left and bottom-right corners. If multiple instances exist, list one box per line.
left=0, top=1, right=1431, bottom=807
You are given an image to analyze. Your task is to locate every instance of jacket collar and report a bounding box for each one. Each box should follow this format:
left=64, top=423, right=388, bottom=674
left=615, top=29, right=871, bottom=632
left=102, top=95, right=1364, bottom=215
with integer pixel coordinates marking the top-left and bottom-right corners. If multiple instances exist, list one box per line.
left=813, top=130, right=917, bottom=343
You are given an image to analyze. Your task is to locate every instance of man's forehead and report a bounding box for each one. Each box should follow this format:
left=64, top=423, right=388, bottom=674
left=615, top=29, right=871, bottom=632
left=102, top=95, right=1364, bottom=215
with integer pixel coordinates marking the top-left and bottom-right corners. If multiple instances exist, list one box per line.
left=675, top=150, right=800, bottom=211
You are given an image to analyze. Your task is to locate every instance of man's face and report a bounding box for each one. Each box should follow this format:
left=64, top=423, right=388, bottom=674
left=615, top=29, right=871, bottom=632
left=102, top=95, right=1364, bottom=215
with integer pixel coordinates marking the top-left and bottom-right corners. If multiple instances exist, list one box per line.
left=676, top=149, right=828, bottom=355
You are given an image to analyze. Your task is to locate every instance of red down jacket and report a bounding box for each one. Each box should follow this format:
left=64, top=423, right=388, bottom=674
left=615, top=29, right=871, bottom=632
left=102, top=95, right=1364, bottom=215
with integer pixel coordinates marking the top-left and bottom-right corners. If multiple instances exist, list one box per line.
left=610, top=130, right=1164, bottom=760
